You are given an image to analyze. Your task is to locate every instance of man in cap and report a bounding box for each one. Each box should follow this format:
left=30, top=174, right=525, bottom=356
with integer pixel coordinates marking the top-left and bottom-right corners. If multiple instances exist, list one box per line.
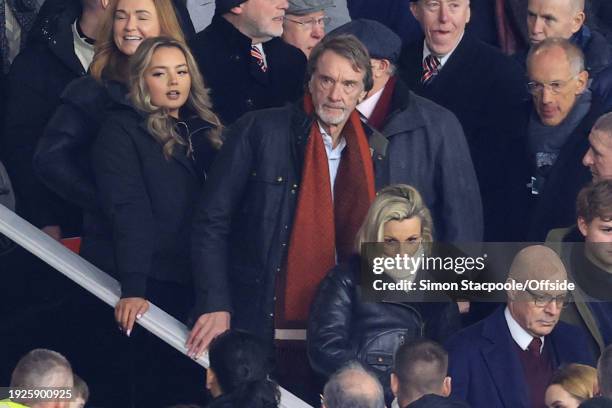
left=400, top=0, right=531, bottom=242
left=282, top=0, right=333, bottom=58
left=189, top=0, right=306, bottom=125
left=329, top=19, right=482, bottom=242
left=446, top=245, right=593, bottom=408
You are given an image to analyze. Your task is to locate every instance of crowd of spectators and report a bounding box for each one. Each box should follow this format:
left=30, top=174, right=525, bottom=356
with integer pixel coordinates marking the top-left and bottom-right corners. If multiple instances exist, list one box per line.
left=2, top=0, right=612, bottom=407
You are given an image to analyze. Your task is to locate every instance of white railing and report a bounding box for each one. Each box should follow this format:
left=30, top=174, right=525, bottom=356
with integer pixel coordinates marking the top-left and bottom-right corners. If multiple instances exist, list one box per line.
left=0, top=204, right=312, bottom=408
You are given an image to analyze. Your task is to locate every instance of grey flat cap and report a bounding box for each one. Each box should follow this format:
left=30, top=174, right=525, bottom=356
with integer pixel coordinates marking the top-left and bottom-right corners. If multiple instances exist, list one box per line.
left=287, top=0, right=334, bottom=15
left=328, top=19, right=402, bottom=64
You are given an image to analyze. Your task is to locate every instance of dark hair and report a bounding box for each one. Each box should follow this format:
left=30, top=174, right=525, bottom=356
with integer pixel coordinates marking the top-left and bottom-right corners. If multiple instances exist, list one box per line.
left=599, top=345, right=612, bottom=398
left=393, top=340, right=448, bottom=401
left=576, top=180, right=612, bottom=223
left=208, top=330, right=279, bottom=408
left=307, top=34, right=373, bottom=93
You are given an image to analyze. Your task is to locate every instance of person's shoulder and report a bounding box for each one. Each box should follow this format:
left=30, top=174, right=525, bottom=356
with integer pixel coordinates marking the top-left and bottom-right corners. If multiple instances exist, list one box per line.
left=61, top=76, right=106, bottom=102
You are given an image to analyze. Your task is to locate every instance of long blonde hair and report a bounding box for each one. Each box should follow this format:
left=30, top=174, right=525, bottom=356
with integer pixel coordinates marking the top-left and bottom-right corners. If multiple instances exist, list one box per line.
left=90, top=0, right=185, bottom=82
left=128, top=37, right=223, bottom=158
left=354, top=184, right=433, bottom=253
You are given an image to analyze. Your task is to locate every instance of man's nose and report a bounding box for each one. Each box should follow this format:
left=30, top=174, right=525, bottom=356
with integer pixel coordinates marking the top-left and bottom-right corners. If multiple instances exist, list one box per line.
left=311, top=23, right=324, bottom=39
left=439, top=3, right=450, bottom=22
left=583, top=148, right=594, bottom=167
left=328, top=82, right=343, bottom=101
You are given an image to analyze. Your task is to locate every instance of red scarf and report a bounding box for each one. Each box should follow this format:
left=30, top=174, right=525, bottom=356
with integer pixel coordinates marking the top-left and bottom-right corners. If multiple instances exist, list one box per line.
left=367, top=75, right=397, bottom=130
left=278, top=94, right=375, bottom=325
left=495, top=0, right=519, bottom=55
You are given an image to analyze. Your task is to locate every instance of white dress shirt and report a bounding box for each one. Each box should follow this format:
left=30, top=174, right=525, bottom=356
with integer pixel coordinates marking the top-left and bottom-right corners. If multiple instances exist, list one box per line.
left=357, top=87, right=384, bottom=120
left=318, top=122, right=346, bottom=199
left=422, top=33, right=464, bottom=70
left=504, top=306, right=545, bottom=353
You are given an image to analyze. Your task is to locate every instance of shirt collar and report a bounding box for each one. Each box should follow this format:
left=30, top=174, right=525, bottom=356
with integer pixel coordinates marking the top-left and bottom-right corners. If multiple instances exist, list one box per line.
left=357, top=86, right=385, bottom=120
left=318, top=121, right=346, bottom=159
left=504, top=306, right=545, bottom=352
left=422, top=32, right=464, bottom=69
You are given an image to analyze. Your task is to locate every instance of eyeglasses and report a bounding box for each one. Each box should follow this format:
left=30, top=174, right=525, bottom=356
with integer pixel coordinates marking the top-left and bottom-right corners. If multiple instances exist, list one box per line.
left=284, top=16, right=331, bottom=30
left=526, top=75, right=577, bottom=95
left=525, top=287, right=571, bottom=308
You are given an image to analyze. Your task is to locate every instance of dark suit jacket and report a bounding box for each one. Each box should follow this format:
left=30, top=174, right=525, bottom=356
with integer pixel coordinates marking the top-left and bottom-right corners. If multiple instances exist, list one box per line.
left=399, top=34, right=530, bottom=241
left=446, top=307, right=594, bottom=408
left=189, top=15, right=306, bottom=125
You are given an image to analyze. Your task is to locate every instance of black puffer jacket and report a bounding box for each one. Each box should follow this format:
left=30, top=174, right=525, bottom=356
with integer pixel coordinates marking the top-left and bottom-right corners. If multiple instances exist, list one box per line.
left=307, top=256, right=461, bottom=399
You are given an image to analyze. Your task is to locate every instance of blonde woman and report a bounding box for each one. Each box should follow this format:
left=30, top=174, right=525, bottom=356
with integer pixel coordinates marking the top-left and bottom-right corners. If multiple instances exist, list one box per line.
left=307, top=184, right=461, bottom=403
left=91, top=36, right=222, bottom=406
left=545, top=364, right=598, bottom=408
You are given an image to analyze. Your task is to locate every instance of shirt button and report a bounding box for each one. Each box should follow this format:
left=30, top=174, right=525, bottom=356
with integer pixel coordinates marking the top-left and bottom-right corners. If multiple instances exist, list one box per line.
left=276, top=267, right=281, bottom=272
left=281, top=243, right=287, bottom=247
left=284, top=225, right=289, bottom=229
left=269, top=313, right=274, bottom=318
left=276, top=176, right=283, bottom=182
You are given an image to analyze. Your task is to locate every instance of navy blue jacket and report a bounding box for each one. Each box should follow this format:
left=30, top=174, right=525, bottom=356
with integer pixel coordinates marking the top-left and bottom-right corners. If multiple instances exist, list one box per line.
left=446, top=307, right=594, bottom=408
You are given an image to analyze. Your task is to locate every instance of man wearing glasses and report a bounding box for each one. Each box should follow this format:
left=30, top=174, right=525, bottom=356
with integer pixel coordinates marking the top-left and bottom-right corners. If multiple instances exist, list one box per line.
left=282, top=0, right=333, bottom=58
left=526, top=37, right=609, bottom=240
left=445, top=245, right=593, bottom=408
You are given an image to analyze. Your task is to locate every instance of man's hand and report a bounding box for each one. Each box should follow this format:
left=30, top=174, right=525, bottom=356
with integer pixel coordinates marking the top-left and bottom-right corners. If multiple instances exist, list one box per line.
left=115, top=297, right=149, bottom=336
left=42, top=225, right=62, bottom=241
left=186, top=311, right=230, bottom=359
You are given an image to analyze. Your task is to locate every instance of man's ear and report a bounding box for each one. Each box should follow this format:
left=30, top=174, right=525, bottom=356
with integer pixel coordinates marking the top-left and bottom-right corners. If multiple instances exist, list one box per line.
left=577, top=216, right=589, bottom=238
left=229, top=4, right=243, bottom=15
left=390, top=372, right=400, bottom=397
left=442, top=376, right=452, bottom=397
left=576, top=70, right=589, bottom=94
left=409, top=2, right=419, bottom=20
left=571, top=11, right=586, bottom=34
left=206, top=367, right=217, bottom=390
left=101, top=0, right=109, bottom=8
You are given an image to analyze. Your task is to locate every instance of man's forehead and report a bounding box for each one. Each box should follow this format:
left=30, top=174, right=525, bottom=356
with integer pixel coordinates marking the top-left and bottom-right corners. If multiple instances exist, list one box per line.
left=287, top=9, right=325, bottom=19
left=591, top=130, right=612, bottom=148
left=528, top=0, right=575, bottom=13
left=315, top=50, right=364, bottom=77
left=528, top=48, right=572, bottom=76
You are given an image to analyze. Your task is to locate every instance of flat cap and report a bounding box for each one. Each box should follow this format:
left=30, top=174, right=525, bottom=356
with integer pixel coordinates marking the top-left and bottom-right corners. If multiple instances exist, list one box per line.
left=287, top=0, right=334, bottom=15
left=328, top=19, right=402, bottom=64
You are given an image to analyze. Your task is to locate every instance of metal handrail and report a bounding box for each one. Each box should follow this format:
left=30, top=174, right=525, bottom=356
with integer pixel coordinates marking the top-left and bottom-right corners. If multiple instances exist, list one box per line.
left=0, top=204, right=312, bottom=408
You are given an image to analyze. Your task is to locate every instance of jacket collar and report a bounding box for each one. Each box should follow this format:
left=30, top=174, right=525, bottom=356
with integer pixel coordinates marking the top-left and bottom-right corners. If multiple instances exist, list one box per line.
left=37, top=6, right=86, bottom=76
left=209, top=14, right=255, bottom=53
left=383, top=78, right=427, bottom=136
left=480, top=306, right=531, bottom=407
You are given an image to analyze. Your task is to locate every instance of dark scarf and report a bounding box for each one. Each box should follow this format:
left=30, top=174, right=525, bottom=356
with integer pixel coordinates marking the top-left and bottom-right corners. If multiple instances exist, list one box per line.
left=278, top=93, right=375, bottom=326
left=527, top=89, right=592, bottom=193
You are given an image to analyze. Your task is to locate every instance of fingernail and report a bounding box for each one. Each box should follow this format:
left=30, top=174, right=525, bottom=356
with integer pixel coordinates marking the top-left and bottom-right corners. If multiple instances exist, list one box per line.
left=126, top=330, right=131, bottom=337
left=136, top=314, right=142, bottom=319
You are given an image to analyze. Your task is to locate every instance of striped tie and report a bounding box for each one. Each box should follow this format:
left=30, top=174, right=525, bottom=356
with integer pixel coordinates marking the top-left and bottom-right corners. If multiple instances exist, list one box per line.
left=422, top=54, right=441, bottom=85
left=251, top=45, right=267, bottom=73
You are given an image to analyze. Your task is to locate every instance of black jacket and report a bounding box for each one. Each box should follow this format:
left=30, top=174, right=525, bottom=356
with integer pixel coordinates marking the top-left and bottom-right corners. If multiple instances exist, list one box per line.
left=189, top=15, right=306, bottom=125
left=191, top=102, right=389, bottom=341
left=92, top=106, right=217, bottom=298
left=406, top=394, right=470, bottom=408
left=399, top=34, right=530, bottom=241
left=527, top=100, right=608, bottom=241
left=307, top=257, right=461, bottom=399
left=2, top=3, right=86, bottom=233
left=376, top=78, right=483, bottom=242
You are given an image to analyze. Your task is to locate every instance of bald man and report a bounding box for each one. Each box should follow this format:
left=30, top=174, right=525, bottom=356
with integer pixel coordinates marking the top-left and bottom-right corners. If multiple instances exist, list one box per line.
left=322, top=363, right=386, bottom=408
left=445, top=245, right=594, bottom=408
left=517, top=0, right=612, bottom=85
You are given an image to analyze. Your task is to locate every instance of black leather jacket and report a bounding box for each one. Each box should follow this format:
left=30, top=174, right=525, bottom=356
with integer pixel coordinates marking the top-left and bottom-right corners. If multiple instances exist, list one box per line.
left=307, top=256, right=461, bottom=398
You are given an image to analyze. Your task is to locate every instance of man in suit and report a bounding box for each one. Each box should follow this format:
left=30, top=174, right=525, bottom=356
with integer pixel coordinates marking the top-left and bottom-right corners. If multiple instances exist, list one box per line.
left=446, top=245, right=594, bottom=408
left=189, top=0, right=306, bottom=125
left=329, top=18, right=483, bottom=242
left=527, top=38, right=608, bottom=240
left=399, top=0, right=530, bottom=242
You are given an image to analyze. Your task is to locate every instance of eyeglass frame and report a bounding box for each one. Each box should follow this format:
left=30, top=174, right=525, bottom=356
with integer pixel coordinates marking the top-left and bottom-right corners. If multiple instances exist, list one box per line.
left=524, top=287, right=571, bottom=308
left=284, top=16, right=331, bottom=30
left=526, top=74, right=579, bottom=96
